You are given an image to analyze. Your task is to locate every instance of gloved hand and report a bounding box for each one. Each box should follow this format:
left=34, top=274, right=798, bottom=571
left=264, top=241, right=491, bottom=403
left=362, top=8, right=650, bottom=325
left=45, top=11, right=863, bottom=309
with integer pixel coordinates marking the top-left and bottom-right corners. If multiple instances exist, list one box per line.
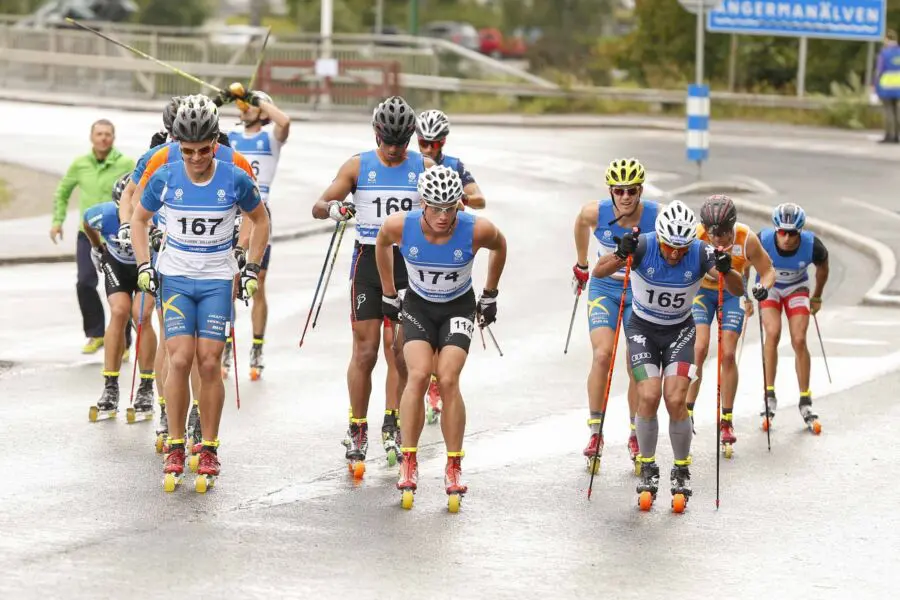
left=810, top=296, right=822, bottom=315
left=149, top=227, right=164, bottom=253
left=239, top=262, right=261, bottom=301
left=149, top=130, right=168, bottom=148
left=234, top=245, right=247, bottom=270
left=572, top=263, right=589, bottom=294
left=116, top=222, right=131, bottom=247
left=751, top=283, right=768, bottom=301
left=328, top=200, right=356, bottom=222
left=90, top=245, right=107, bottom=273
left=213, top=82, right=245, bottom=107
left=382, top=293, right=401, bottom=322
left=613, top=231, right=638, bottom=260
left=714, top=248, right=732, bottom=273
left=137, top=262, right=159, bottom=295
left=245, top=91, right=268, bottom=107
left=477, top=289, right=498, bottom=327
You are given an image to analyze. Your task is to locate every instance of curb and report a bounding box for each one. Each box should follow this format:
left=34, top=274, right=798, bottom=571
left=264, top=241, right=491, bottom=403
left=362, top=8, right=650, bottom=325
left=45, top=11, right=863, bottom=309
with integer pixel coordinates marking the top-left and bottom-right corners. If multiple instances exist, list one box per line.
left=0, top=224, right=333, bottom=267
left=660, top=181, right=900, bottom=308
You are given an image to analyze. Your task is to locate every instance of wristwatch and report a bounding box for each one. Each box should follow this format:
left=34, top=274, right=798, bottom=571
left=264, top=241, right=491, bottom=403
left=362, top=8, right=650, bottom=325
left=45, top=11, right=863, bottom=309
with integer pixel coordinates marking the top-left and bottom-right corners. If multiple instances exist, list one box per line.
left=482, top=288, right=499, bottom=297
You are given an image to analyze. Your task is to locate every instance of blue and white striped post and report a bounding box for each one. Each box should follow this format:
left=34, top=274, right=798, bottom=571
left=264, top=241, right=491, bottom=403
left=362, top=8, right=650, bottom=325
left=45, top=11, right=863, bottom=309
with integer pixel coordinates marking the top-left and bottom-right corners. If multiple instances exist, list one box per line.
left=686, top=83, right=709, bottom=176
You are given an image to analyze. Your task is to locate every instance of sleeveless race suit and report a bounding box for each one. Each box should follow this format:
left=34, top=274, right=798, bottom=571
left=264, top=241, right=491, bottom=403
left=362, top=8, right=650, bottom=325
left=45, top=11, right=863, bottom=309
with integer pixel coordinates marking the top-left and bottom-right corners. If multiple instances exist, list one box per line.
left=758, top=228, right=816, bottom=317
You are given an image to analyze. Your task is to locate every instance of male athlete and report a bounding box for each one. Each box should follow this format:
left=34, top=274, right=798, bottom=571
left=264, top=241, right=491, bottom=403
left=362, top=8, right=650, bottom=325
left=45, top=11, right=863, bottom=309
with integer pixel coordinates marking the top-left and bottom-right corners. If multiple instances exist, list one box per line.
left=311, top=96, right=434, bottom=470
left=593, top=200, right=743, bottom=511
left=573, top=158, right=658, bottom=471
left=132, top=95, right=270, bottom=492
left=375, top=165, right=507, bottom=511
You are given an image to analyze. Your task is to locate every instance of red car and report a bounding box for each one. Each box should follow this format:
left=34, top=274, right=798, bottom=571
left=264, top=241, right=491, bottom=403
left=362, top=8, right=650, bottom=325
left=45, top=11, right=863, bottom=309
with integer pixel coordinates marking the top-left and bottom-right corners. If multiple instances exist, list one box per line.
left=478, top=28, right=526, bottom=59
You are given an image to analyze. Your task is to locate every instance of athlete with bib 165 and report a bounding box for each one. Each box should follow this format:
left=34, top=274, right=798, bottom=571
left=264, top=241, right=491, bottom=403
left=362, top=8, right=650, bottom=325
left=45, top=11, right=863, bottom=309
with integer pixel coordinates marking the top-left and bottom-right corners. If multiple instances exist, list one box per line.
left=592, top=200, right=743, bottom=513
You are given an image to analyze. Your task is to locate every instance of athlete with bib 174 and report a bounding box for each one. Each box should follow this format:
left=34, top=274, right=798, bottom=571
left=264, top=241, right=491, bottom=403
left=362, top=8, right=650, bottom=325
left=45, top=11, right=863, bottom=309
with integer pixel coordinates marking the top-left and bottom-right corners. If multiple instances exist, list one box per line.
left=592, top=200, right=743, bottom=512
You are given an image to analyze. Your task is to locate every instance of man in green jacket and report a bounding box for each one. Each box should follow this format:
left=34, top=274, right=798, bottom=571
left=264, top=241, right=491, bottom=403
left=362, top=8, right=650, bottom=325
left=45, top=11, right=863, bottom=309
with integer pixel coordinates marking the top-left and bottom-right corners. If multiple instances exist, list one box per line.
left=50, top=119, right=135, bottom=354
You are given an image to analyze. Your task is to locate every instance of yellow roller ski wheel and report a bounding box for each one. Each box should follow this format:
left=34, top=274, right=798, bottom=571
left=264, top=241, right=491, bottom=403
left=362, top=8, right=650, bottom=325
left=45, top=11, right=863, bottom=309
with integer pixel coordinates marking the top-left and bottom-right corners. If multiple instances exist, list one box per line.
left=401, top=490, right=414, bottom=510
left=163, top=473, right=179, bottom=493
left=447, top=494, right=461, bottom=514
left=189, top=454, right=200, bottom=473
left=195, top=476, right=208, bottom=494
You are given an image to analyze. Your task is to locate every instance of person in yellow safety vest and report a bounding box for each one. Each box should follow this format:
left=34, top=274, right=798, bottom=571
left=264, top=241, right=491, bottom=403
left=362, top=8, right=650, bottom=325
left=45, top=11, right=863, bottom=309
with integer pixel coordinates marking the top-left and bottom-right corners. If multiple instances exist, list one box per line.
left=875, top=29, right=900, bottom=144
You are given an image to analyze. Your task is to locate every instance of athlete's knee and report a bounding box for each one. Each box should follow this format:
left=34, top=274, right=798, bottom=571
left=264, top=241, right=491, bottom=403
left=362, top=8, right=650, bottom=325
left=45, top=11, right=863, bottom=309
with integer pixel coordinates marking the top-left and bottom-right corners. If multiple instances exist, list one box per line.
left=351, top=341, right=379, bottom=372
left=108, top=301, right=130, bottom=324
left=195, top=351, right=221, bottom=380
left=591, top=345, right=612, bottom=371
left=790, top=333, right=808, bottom=353
left=637, top=384, right=661, bottom=408
left=167, top=349, right=192, bottom=374
left=721, top=347, right=737, bottom=368
left=406, top=366, right=431, bottom=393
left=694, top=343, right=709, bottom=366
left=435, top=369, right=460, bottom=398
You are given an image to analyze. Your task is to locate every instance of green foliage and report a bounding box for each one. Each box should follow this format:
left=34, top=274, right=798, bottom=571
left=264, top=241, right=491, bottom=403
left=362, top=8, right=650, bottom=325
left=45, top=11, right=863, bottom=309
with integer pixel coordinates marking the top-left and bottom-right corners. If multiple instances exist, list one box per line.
left=136, top=0, right=210, bottom=27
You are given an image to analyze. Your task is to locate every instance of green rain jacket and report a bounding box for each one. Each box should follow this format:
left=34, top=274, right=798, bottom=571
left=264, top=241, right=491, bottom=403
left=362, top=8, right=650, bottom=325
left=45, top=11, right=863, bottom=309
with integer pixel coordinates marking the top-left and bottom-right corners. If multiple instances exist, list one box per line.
left=52, top=148, right=135, bottom=232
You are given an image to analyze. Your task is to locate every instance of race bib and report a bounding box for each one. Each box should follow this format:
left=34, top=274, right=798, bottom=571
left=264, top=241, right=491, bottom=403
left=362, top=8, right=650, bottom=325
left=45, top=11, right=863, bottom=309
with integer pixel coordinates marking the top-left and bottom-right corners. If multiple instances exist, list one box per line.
left=449, top=317, right=474, bottom=339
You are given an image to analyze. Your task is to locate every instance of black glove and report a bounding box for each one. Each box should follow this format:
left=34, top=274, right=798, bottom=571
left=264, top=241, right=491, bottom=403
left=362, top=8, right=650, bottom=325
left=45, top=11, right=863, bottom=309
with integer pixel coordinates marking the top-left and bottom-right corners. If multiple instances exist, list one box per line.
left=613, top=232, right=638, bottom=260
left=751, top=283, right=768, bottom=301
left=477, top=289, right=499, bottom=327
left=714, top=248, right=732, bottom=273
left=382, top=293, right=401, bottom=322
left=149, top=227, right=164, bottom=253
left=233, top=245, right=247, bottom=270
left=246, top=91, right=264, bottom=107
left=149, top=130, right=168, bottom=148
left=213, top=88, right=236, bottom=107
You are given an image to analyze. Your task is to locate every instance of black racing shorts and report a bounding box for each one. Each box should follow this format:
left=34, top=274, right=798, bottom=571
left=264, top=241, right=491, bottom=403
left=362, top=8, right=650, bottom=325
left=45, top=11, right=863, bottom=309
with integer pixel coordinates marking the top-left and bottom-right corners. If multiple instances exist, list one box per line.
left=624, top=314, right=697, bottom=381
left=102, top=256, right=138, bottom=298
left=350, top=242, right=408, bottom=322
left=401, top=288, right=477, bottom=353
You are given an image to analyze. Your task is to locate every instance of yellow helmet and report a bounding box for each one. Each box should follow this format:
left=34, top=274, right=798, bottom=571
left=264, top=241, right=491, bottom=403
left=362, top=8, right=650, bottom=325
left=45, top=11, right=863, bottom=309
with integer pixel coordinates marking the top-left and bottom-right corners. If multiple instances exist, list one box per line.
left=605, top=158, right=646, bottom=186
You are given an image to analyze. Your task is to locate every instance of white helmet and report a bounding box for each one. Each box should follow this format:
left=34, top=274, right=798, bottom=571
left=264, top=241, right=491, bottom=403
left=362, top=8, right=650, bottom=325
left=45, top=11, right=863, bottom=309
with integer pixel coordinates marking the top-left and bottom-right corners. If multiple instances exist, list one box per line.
left=416, top=109, right=450, bottom=142
left=417, top=165, right=463, bottom=207
left=655, top=200, right=698, bottom=248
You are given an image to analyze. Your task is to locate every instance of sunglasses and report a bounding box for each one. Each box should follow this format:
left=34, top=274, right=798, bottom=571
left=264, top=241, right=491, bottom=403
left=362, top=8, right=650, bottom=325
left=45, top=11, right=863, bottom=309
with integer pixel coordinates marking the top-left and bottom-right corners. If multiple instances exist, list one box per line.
left=777, top=229, right=800, bottom=237
left=612, top=187, right=640, bottom=197
left=180, top=143, right=215, bottom=158
left=380, top=136, right=411, bottom=147
left=426, top=203, right=458, bottom=215
left=418, top=138, right=444, bottom=150
left=660, top=241, right=690, bottom=257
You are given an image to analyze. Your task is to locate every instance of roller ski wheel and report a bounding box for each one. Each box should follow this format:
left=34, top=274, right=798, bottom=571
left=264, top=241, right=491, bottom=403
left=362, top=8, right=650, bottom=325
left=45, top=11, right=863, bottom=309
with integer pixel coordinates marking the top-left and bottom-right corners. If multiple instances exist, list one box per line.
left=88, top=406, right=117, bottom=422
left=188, top=443, right=203, bottom=472
left=448, top=493, right=462, bottom=514
left=345, top=421, right=368, bottom=479
left=195, top=474, right=216, bottom=493
left=582, top=432, right=603, bottom=474
left=398, top=451, right=419, bottom=509
left=761, top=416, right=774, bottom=432
left=155, top=433, right=168, bottom=454
left=722, top=443, right=734, bottom=459
left=636, top=460, right=660, bottom=511
left=163, top=472, right=183, bottom=492
left=669, top=464, right=692, bottom=513
left=89, top=381, right=119, bottom=422
left=126, top=407, right=154, bottom=424
left=347, top=459, right=366, bottom=480
left=248, top=343, right=264, bottom=382
left=800, top=403, right=822, bottom=435
left=638, top=491, right=654, bottom=511
left=586, top=456, right=601, bottom=475
left=249, top=367, right=262, bottom=381
left=163, top=446, right=186, bottom=492
left=194, top=450, right=220, bottom=493
left=400, top=489, right=415, bottom=510
left=444, top=456, right=467, bottom=513
left=381, top=421, right=401, bottom=468
left=672, top=493, right=688, bottom=514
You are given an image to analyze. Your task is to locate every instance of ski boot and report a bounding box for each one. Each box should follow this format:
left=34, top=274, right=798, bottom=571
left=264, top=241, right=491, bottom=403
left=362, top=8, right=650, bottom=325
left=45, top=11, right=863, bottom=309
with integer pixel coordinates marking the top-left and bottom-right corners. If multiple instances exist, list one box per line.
left=221, top=336, right=233, bottom=379
left=381, top=410, right=402, bottom=467
left=345, top=418, right=368, bottom=480
left=582, top=420, right=604, bottom=474
left=799, top=394, right=822, bottom=435
left=398, top=448, right=418, bottom=510
left=194, top=440, right=220, bottom=493
left=187, top=401, right=203, bottom=471
left=127, top=373, right=155, bottom=424
left=636, top=456, right=660, bottom=511
left=249, top=338, right=264, bottom=381
left=425, top=375, right=442, bottom=424
left=720, top=413, right=737, bottom=459
left=89, top=372, right=119, bottom=422
left=445, top=451, right=468, bottom=513
left=155, top=397, right=168, bottom=454
left=163, top=440, right=186, bottom=492
left=761, top=388, right=777, bottom=431
left=628, top=426, right=640, bottom=475
left=670, top=460, right=693, bottom=514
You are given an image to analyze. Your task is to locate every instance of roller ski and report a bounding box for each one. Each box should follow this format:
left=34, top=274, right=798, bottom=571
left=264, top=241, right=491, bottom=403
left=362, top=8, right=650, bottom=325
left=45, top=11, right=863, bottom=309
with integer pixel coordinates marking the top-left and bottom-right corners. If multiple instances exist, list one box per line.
left=221, top=336, right=233, bottom=379
left=720, top=414, right=737, bottom=459
left=249, top=339, right=264, bottom=381
left=628, top=429, right=640, bottom=475
left=582, top=425, right=603, bottom=475
left=636, top=457, right=659, bottom=511
left=163, top=441, right=186, bottom=492
left=670, top=462, right=692, bottom=514
left=799, top=397, right=822, bottom=435
left=187, top=402, right=203, bottom=471
left=345, top=419, right=368, bottom=480
left=760, top=390, right=777, bottom=431
left=445, top=452, right=467, bottom=513
left=89, top=375, right=119, bottom=422
left=126, top=375, right=155, bottom=424
left=398, top=449, right=418, bottom=510
left=194, top=443, right=219, bottom=493
left=425, top=375, right=442, bottom=424
left=155, top=398, right=168, bottom=454
left=381, top=411, right=401, bottom=467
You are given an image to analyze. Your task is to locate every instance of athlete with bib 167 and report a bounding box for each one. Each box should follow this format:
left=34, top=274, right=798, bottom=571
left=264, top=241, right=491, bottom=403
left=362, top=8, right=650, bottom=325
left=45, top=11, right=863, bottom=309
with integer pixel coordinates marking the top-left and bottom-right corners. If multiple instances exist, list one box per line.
left=375, top=165, right=507, bottom=513
left=592, top=200, right=744, bottom=513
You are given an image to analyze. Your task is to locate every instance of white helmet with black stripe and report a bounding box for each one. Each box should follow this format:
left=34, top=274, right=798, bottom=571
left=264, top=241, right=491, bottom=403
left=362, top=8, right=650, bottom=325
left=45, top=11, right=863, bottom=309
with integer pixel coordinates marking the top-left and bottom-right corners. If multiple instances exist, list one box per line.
left=417, top=165, right=463, bottom=207
left=656, top=200, right=698, bottom=248
left=416, top=109, right=451, bottom=142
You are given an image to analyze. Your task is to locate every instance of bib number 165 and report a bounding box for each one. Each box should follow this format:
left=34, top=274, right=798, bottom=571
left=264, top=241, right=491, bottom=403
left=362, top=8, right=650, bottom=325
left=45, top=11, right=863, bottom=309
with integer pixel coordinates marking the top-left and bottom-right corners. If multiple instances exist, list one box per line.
left=646, top=290, right=686, bottom=309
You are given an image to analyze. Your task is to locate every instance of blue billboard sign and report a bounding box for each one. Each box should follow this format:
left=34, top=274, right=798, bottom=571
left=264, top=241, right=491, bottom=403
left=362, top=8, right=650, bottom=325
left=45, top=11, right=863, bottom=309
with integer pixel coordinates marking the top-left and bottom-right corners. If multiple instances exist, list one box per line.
left=707, top=0, right=886, bottom=41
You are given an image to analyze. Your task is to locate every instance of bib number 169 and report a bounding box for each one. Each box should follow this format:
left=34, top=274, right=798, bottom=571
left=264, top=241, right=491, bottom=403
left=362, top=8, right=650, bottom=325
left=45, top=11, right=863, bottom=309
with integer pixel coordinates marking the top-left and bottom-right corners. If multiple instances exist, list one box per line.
left=374, top=196, right=412, bottom=217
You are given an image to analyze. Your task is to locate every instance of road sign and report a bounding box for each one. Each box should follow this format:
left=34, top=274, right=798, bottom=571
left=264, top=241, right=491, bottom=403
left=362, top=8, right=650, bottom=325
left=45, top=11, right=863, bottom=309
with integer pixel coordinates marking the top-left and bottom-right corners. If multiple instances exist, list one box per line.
left=707, top=0, right=886, bottom=42
left=678, top=0, right=718, bottom=15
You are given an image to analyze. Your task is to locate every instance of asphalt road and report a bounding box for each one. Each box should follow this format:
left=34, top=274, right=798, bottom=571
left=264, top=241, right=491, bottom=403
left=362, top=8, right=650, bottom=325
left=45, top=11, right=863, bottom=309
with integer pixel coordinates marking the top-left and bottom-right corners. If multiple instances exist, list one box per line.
left=0, top=105, right=898, bottom=598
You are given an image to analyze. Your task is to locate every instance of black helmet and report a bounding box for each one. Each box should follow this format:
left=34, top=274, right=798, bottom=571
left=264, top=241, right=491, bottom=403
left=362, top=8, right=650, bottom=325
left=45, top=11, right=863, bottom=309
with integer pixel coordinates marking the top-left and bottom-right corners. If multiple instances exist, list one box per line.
left=162, top=96, right=183, bottom=133
left=112, top=172, right=131, bottom=207
left=172, top=94, right=220, bottom=143
left=700, top=194, right=737, bottom=235
left=372, top=96, right=416, bottom=144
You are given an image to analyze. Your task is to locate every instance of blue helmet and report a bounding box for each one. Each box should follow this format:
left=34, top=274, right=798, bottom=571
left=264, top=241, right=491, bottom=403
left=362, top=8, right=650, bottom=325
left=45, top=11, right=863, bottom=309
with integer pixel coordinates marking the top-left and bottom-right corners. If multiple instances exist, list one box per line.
left=772, top=202, right=806, bottom=231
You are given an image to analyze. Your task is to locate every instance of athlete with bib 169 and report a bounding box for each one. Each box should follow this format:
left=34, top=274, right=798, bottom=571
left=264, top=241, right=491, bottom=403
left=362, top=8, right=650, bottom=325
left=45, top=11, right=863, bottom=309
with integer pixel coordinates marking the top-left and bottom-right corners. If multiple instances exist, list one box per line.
left=592, top=200, right=743, bottom=513
left=375, top=165, right=507, bottom=513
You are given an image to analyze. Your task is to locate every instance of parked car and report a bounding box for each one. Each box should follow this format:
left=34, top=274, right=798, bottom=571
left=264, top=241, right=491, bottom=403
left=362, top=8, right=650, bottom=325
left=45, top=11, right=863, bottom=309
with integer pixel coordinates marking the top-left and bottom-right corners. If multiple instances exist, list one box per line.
left=16, top=0, right=138, bottom=27
left=478, top=27, right=526, bottom=59
left=421, top=21, right=480, bottom=52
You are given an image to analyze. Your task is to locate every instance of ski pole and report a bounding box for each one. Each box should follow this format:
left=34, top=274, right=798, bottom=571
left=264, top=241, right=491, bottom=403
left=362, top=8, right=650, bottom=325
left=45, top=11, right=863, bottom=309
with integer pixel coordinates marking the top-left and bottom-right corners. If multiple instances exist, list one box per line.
left=564, top=288, right=581, bottom=354
left=299, top=223, right=340, bottom=347
left=66, top=18, right=223, bottom=94
left=757, top=303, right=771, bottom=452
left=313, top=221, right=347, bottom=329
left=812, top=313, right=831, bottom=384
left=484, top=325, right=503, bottom=357
left=715, top=272, right=724, bottom=509
left=247, top=27, right=271, bottom=90
left=588, top=253, right=633, bottom=500
left=128, top=291, right=147, bottom=407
